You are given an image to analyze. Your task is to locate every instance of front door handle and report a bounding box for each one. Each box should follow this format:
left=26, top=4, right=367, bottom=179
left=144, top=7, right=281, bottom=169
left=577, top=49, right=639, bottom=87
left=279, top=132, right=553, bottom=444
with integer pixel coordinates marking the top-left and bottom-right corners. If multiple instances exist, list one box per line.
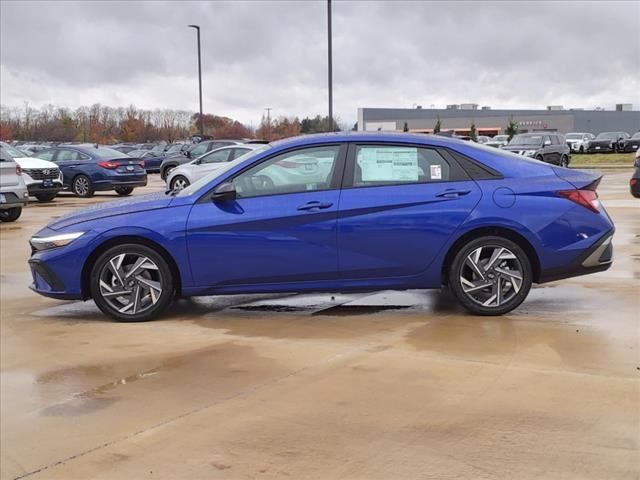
left=297, top=201, right=333, bottom=211
left=436, top=189, right=471, bottom=198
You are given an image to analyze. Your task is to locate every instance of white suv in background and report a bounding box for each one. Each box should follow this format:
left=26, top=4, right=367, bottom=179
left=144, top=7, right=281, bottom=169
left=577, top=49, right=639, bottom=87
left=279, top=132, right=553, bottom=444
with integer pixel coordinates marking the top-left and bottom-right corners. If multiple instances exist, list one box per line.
left=0, top=155, right=28, bottom=222
left=0, top=142, right=63, bottom=202
left=565, top=132, right=595, bottom=154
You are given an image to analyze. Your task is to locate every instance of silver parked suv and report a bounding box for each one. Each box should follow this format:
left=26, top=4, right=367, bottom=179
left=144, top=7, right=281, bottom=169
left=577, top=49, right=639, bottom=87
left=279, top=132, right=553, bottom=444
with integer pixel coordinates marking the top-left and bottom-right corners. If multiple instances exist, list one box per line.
left=0, top=152, right=29, bottom=222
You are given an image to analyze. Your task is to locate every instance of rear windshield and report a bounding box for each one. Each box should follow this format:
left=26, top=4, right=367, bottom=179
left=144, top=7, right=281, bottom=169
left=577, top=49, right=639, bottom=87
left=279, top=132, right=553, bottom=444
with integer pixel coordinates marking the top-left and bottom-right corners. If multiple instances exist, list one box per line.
left=0, top=142, right=27, bottom=159
left=83, top=147, right=130, bottom=158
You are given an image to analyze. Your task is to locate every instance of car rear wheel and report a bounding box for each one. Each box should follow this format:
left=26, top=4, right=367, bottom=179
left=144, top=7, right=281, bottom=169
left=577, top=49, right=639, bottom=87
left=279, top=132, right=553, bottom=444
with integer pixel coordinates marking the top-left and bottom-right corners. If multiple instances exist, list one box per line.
left=115, top=186, right=134, bottom=196
left=72, top=174, right=94, bottom=198
left=0, top=207, right=22, bottom=222
left=90, top=244, right=175, bottom=322
left=579, top=146, right=584, bottom=153
left=535, top=155, right=544, bottom=162
left=560, top=155, right=569, bottom=168
left=35, top=192, right=57, bottom=202
left=170, top=175, right=190, bottom=192
left=448, top=236, right=532, bottom=316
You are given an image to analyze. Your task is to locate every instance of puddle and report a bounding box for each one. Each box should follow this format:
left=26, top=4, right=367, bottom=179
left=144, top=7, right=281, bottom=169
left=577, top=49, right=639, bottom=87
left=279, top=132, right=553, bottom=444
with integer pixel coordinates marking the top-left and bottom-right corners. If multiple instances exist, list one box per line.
left=312, top=305, right=410, bottom=316
left=232, top=305, right=310, bottom=313
left=35, top=342, right=282, bottom=416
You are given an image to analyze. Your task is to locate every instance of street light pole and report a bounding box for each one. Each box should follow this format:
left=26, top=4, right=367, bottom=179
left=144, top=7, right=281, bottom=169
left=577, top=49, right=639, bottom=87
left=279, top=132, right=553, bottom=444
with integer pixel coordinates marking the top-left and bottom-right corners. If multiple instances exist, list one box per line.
left=188, top=24, right=204, bottom=138
left=327, top=0, right=333, bottom=132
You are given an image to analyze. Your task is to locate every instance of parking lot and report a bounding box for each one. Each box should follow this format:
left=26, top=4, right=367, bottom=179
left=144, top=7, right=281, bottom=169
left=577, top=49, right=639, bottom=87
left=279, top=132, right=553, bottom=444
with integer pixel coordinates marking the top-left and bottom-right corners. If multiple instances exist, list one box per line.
left=1, top=172, right=638, bottom=479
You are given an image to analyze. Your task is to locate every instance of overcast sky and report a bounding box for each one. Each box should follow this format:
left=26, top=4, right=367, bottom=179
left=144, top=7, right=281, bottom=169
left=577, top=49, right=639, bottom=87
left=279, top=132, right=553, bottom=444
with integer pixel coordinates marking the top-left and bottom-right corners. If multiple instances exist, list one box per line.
left=1, top=0, right=639, bottom=127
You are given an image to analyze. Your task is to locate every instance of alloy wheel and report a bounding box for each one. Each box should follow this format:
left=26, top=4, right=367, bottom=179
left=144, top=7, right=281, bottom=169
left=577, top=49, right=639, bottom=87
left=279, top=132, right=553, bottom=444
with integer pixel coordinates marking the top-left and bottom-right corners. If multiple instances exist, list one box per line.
left=75, top=177, right=90, bottom=196
left=98, top=253, right=163, bottom=316
left=171, top=176, right=189, bottom=191
left=459, top=245, right=523, bottom=308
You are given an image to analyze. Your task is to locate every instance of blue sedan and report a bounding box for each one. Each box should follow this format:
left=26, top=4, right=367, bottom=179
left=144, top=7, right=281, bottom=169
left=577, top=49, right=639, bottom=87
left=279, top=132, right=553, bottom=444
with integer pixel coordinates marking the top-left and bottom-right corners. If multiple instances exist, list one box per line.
left=28, top=133, right=614, bottom=321
left=32, top=145, right=147, bottom=197
left=126, top=150, right=165, bottom=173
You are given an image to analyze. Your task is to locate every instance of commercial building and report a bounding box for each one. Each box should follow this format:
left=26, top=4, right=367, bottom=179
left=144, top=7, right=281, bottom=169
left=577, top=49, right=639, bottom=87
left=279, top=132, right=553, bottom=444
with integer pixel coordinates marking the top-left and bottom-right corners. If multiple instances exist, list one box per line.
left=357, top=106, right=640, bottom=136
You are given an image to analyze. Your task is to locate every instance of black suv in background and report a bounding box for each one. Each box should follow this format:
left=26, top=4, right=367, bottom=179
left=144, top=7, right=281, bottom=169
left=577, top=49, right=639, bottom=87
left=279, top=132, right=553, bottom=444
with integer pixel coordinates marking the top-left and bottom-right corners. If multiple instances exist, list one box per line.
left=502, top=133, right=571, bottom=167
left=587, top=131, right=630, bottom=153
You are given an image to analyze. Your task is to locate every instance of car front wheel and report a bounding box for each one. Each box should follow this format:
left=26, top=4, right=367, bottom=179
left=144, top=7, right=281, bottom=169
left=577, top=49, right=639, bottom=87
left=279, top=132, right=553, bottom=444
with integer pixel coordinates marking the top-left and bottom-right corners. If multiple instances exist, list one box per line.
left=170, top=175, right=190, bottom=192
left=90, top=243, right=175, bottom=322
left=448, top=236, right=532, bottom=316
left=560, top=155, right=569, bottom=168
left=35, top=192, right=57, bottom=202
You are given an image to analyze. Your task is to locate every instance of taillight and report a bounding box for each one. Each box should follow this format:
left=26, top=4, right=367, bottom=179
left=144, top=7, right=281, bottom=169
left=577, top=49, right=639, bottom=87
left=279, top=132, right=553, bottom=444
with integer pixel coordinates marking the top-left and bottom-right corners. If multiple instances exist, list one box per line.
left=558, top=189, right=600, bottom=213
left=631, top=178, right=638, bottom=186
left=16, top=164, right=22, bottom=176
left=98, top=161, right=119, bottom=169
left=139, top=161, right=145, bottom=168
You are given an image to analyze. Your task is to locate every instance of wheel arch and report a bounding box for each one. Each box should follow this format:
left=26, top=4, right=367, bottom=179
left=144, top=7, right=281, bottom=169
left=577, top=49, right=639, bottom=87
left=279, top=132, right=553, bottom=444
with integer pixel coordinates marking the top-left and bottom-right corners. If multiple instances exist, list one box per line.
left=441, top=226, right=541, bottom=284
left=81, top=235, right=183, bottom=299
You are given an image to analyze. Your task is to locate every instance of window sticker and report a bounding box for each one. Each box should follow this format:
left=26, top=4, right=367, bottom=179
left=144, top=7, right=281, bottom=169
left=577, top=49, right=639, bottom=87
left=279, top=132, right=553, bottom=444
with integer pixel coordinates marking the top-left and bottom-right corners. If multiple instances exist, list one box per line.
left=430, top=164, right=442, bottom=180
left=357, top=147, right=419, bottom=182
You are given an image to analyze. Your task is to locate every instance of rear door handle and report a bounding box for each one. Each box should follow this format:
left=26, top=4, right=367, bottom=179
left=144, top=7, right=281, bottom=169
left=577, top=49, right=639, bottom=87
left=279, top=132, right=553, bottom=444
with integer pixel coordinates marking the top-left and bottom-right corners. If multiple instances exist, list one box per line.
left=297, top=201, right=333, bottom=211
left=436, top=189, right=471, bottom=198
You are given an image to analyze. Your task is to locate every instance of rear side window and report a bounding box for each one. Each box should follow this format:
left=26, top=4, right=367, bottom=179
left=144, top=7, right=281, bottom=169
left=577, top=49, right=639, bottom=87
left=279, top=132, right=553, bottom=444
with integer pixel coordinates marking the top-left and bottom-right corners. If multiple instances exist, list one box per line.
left=352, top=145, right=459, bottom=187
left=56, top=149, right=82, bottom=161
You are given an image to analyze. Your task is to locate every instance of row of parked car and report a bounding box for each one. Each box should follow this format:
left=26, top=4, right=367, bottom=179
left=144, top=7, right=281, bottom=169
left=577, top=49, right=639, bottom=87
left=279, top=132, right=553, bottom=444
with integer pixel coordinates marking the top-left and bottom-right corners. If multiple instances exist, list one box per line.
left=481, top=131, right=640, bottom=154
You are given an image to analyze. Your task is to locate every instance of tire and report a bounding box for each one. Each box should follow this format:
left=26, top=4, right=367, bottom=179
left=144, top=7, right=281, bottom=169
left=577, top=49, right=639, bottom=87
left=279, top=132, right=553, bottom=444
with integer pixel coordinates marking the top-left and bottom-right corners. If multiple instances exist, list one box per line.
left=448, top=236, right=532, bottom=316
left=0, top=207, right=22, bottom=222
left=162, top=165, right=176, bottom=180
left=560, top=155, right=569, bottom=168
left=535, top=155, right=544, bottom=162
left=115, top=186, right=134, bottom=196
left=90, top=243, right=175, bottom=322
left=72, top=174, right=94, bottom=198
left=579, top=146, right=584, bottom=154
left=35, top=192, right=57, bottom=202
left=170, top=175, right=190, bottom=192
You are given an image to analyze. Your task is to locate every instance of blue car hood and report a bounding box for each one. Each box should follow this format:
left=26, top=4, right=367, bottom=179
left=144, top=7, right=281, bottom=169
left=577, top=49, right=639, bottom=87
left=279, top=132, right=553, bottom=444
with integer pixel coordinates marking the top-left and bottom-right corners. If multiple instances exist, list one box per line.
left=48, top=193, right=173, bottom=230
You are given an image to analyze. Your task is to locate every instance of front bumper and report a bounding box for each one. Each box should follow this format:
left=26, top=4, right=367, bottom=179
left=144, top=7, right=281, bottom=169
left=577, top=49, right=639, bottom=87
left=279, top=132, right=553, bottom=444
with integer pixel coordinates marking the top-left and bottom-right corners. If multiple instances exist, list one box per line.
left=27, top=182, right=63, bottom=194
left=538, top=229, right=614, bottom=283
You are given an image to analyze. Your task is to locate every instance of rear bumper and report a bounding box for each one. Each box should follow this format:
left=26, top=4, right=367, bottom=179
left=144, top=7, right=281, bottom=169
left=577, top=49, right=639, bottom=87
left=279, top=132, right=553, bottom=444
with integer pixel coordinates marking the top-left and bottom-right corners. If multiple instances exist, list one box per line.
left=93, top=178, right=147, bottom=191
left=0, top=191, right=29, bottom=208
left=538, top=229, right=614, bottom=283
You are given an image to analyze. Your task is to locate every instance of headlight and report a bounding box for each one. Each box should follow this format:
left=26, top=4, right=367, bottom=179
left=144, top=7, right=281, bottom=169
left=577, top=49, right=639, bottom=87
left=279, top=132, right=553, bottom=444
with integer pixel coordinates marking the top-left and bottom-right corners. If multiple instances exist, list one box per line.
left=524, top=150, right=537, bottom=157
left=30, top=232, right=85, bottom=251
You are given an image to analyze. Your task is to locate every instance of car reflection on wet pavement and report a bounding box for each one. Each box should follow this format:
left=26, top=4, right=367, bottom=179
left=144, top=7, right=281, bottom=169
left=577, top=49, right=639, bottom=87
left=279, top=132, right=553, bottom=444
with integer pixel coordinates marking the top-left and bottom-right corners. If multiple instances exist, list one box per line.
left=1, top=173, right=638, bottom=480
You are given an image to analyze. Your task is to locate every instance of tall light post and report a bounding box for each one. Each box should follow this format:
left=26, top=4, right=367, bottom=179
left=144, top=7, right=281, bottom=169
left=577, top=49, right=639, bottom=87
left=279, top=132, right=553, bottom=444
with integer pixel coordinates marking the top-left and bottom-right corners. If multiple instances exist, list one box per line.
left=188, top=24, right=204, bottom=137
left=327, top=0, right=333, bottom=132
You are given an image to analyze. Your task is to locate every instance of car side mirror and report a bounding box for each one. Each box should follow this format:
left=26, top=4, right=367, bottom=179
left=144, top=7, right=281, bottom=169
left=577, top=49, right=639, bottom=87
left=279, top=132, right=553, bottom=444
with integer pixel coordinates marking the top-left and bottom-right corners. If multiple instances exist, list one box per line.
left=211, top=182, right=236, bottom=202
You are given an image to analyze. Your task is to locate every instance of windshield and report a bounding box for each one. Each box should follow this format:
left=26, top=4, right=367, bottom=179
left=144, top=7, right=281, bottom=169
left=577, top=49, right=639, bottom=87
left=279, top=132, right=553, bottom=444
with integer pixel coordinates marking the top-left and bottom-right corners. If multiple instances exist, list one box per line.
left=566, top=134, right=583, bottom=140
left=509, top=135, right=543, bottom=146
left=596, top=132, right=618, bottom=140
left=176, top=145, right=271, bottom=197
left=491, top=135, right=508, bottom=142
left=0, top=142, right=27, bottom=159
left=632, top=132, right=640, bottom=139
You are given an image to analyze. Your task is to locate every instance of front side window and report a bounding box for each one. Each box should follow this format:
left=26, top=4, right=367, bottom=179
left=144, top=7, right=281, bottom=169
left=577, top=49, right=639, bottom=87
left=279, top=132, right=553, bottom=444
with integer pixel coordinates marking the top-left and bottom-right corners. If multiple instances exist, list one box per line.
left=353, top=145, right=452, bottom=187
left=200, top=149, right=231, bottom=164
left=232, top=145, right=341, bottom=199
left=230, top=148, right=252, bottom=160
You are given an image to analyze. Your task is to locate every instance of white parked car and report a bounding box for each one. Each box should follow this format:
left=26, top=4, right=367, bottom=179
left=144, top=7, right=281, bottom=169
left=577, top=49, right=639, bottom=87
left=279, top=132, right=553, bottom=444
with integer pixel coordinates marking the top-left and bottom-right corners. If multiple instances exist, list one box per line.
left=167, top=144, right=263, bottom=191
left=565, top=132, right=595, bottom=154
left=485, top=135, right=509, bottom=148
left=0, top=142, right=63, bottom=202
left=0, top=154, right=28, bottom=222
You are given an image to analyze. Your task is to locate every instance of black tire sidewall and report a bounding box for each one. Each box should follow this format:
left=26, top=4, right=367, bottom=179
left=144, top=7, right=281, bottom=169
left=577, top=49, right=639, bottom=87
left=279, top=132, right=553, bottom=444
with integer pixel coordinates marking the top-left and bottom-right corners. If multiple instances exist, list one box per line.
left=115, top=187, right=133, bottom=196
left=35, top=193, right=56, bottom=202
left=449, top=236, right=532, bottom=316
left=73, top=175, right=94, bottom=198
left=90, top=243, right=175, bottom=322
left=0, top=207, right=22, bottom=222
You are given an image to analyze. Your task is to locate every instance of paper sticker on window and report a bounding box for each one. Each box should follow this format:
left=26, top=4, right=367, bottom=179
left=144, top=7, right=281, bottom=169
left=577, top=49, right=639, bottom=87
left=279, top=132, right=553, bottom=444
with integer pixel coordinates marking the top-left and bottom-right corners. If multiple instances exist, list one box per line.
left=358, top=147, right=419, bottom=182
left=430, top=164, right=442, bottom=180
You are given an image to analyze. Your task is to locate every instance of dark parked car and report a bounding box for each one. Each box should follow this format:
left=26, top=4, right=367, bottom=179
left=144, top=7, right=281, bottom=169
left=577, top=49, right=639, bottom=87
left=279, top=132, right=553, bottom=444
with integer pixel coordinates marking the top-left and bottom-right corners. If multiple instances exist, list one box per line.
left=587, top=132, right=630, bottom=153
left=159, top=140, right=246, bottom=179
left=111, top=145, right=139, bottom=155
left=127, top=150, right=164, bottom=173
left=622, top=132, right=640, bottom=153
left=631, top=150, right=640, bottom=198
left=502, top=133, right=570, bottom=167
left=32, top=145, right=147, bottom=197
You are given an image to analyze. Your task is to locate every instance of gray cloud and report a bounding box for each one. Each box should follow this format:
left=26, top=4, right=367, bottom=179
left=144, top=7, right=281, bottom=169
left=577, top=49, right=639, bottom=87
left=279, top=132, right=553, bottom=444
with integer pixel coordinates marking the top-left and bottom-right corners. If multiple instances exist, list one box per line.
left=1, top=0, right=639, bottom=127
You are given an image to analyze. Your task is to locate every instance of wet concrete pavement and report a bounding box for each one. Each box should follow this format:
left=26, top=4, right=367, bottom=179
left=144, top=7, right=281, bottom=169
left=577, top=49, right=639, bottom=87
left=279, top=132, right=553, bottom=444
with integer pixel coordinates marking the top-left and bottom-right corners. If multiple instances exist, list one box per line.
left=1, top=173, right=638, bottom=479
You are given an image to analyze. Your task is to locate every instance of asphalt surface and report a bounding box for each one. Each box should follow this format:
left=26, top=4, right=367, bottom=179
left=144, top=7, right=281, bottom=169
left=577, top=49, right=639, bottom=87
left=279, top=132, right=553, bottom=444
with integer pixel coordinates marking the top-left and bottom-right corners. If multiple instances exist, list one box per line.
left=1, top=173, right=639, bottom=480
